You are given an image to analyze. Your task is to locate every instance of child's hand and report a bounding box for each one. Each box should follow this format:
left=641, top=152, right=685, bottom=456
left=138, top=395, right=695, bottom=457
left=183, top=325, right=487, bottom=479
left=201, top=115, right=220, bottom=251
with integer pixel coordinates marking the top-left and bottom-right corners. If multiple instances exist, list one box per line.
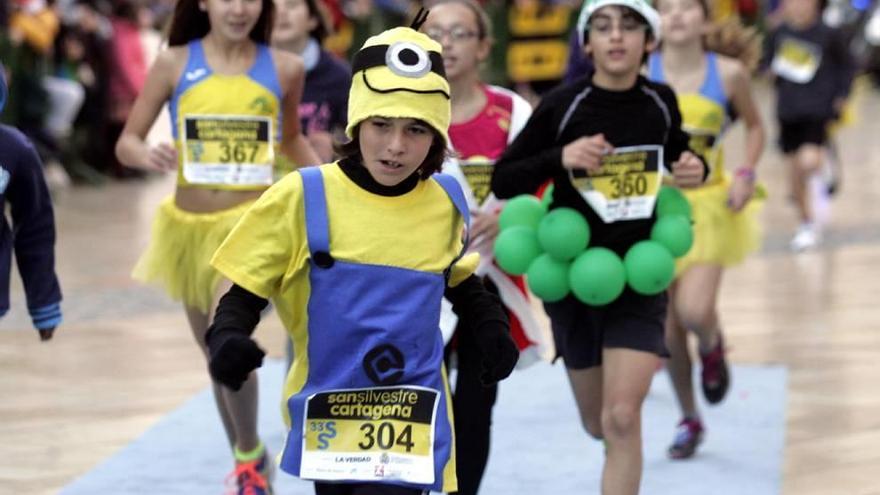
left=728, top=168, right=756, bottom=211
left=470, top=210, right=501, bottom=249
left=207, top=330, right=266, bottom=391
left=146, top=143, right=178, bottom=172
left=562, top=134, right=613, bottom=173
left=671, top=151, right=705, bottom=188
left=474, top=322, right=519, bottom=386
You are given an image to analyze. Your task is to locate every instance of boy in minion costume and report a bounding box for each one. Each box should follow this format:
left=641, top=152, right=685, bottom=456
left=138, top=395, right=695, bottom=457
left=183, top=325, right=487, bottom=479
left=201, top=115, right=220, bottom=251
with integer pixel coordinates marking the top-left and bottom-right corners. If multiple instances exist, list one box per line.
left=205, top=15, right=519, bottom=495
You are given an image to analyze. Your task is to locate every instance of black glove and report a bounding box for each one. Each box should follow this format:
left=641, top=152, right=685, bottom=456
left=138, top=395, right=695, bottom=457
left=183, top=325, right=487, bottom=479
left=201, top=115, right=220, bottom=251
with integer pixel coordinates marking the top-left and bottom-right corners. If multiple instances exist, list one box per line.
left=206, top=327, right=265, bottom=391
left=38, top=327, right=55, bottom=341
left=473, top=320, right=519, bottom=386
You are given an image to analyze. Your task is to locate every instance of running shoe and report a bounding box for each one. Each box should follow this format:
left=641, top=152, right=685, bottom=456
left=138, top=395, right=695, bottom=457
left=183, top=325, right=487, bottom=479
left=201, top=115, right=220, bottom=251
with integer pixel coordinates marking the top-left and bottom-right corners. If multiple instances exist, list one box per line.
left=790, top=223, right=820, bottom=252
left=228, top=451, right=274, bottom=495
left=700, top=336, right=730, bottom=404
left=668, top=417, right=704, bottom=459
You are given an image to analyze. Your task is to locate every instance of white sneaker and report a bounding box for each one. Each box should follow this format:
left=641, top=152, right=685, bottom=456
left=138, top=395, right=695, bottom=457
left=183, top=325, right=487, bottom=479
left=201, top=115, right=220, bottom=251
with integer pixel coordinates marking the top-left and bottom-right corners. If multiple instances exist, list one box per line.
left=43, top=160, right=71, bottom=191
left=790, top=224, right=820, bottom=252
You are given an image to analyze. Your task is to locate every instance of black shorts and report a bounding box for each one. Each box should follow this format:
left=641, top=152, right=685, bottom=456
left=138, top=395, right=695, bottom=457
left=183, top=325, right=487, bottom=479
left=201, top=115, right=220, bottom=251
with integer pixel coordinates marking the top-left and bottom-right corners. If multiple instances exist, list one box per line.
left=779, top=119, right=829, bottom=154
left=543, top=290, right=668, bottom=370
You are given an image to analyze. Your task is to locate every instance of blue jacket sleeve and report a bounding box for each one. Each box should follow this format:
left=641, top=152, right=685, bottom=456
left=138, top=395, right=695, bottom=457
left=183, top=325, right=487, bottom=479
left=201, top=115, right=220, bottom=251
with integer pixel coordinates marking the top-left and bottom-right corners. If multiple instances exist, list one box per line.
left=7, top=138, right=62, bottom=330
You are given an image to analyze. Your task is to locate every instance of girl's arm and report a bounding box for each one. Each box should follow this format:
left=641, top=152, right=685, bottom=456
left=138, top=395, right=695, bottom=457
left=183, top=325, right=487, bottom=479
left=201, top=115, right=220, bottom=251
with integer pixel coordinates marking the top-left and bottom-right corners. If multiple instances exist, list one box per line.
left=724, top=58, right=765, bottom=210
left=114, top=48, right=179, bottom=172
left=276, top=51, right=321, bottom=167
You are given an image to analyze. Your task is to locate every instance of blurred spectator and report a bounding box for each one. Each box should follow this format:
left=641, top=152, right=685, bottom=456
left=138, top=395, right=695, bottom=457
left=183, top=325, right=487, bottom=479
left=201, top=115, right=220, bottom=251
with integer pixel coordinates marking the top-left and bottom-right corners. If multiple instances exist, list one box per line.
left=5, top=0, right=72, bottom=188
left=105, top=0, right=147, bottom=179
left=272, top=0, right=350, bottom=163
left=53, top=24, right=108, bottom=183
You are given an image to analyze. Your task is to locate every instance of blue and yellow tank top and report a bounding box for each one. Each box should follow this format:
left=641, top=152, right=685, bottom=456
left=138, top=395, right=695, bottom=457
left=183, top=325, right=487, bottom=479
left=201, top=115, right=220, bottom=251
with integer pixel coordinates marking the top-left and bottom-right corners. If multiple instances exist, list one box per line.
left=170, top=40, right=283, bottom=190
left=648, top=52, right=729, bottom=186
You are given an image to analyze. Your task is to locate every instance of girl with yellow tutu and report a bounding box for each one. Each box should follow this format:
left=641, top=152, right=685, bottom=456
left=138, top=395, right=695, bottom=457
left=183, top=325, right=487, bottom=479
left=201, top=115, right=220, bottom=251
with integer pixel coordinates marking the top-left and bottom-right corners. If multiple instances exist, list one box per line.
left=648, top=0, right=766, bottom=459
left=114, top=0, right=319, bottom=491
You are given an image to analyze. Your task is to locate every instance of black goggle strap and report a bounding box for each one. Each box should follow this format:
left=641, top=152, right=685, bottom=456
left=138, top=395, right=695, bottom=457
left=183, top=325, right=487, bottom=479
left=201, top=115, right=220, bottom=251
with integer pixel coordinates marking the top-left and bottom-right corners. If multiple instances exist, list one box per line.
left=351, top=44, right=447, bottom=80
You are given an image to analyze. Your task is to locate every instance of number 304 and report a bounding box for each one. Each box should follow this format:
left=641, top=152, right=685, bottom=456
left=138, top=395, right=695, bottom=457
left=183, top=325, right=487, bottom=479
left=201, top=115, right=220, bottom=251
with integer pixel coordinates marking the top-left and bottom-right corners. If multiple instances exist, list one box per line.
left=358, top=422, right=415, bottom=452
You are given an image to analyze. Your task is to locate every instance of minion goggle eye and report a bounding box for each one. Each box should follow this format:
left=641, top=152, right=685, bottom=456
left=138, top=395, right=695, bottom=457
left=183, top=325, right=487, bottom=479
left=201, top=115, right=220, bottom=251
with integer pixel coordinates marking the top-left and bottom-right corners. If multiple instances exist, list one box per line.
left=352, top=41, right=447, bottom=80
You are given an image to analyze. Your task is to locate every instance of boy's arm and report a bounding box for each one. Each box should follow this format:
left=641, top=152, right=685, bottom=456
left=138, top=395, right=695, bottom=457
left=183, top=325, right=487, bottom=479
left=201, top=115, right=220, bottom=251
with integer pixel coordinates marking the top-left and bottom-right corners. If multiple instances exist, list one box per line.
left=491, top=98, right=565, bottom=199
left=7, top=134, right=62, bottom=339
left=829, top=27, right=856, bottom=112
left=206, top=284, right=270, bottom=390
left=444, top=275, right=517, bottom=385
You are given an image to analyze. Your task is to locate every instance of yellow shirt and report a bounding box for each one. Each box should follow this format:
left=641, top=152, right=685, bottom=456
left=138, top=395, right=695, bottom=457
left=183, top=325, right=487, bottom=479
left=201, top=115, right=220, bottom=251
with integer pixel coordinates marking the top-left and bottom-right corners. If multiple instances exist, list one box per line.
left=171, top=40, right=283, bottom=190
left=211, top=162, right=478, bottom=404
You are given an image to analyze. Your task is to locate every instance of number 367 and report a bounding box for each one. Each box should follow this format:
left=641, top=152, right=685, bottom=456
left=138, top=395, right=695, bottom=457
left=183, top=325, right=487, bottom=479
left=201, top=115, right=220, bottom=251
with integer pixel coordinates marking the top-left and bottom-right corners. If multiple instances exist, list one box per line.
left=219, top=142, right=258, bottom=163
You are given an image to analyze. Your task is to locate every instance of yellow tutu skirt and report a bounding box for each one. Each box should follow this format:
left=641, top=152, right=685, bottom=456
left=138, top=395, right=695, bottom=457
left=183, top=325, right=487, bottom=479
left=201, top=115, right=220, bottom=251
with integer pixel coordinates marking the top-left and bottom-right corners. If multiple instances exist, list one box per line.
left=675, top=174, right=764, bottom=275
left=132, top=197, right=255, bottom=313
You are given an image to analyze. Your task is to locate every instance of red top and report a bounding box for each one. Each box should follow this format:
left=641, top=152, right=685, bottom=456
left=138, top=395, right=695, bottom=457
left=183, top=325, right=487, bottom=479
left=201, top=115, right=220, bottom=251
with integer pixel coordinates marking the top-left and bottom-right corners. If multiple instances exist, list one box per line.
left=448, top=85, right=514, bottom=162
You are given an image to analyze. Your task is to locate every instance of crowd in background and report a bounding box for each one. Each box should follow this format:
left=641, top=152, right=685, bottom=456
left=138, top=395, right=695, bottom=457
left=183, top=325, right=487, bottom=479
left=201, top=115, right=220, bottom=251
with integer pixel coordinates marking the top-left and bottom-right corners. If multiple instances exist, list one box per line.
left=2, top=0, right=880, bottom=189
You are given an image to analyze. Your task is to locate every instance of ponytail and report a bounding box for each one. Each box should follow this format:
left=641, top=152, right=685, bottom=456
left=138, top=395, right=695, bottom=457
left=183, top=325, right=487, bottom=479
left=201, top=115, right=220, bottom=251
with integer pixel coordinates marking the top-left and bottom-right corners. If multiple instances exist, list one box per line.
left=704, top=17, right=762, bottom=72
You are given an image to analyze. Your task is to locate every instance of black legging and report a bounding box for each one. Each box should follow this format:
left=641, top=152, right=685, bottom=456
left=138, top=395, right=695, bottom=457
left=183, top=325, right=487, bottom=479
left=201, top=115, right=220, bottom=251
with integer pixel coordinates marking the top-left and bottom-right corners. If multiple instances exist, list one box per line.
left=314, top=482, right=425, bottom=495
left=444, top=279, right=502, bottom=495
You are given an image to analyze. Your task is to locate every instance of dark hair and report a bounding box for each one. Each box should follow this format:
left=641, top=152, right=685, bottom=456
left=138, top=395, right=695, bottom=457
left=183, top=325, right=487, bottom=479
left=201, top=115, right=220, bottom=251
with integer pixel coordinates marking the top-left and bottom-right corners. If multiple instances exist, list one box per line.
left=112, top=0, right=140, bottom=23
left=585, top=6, right=655, bottom=42
left=424, top=0, right=493, bottom=41
left=584, top=6, right=655, bottom=63
left=303, top=0, right=330, bottom=43
left=166, top=0, right=275, bottom=46
left=334, top=122, right=450, bottom=180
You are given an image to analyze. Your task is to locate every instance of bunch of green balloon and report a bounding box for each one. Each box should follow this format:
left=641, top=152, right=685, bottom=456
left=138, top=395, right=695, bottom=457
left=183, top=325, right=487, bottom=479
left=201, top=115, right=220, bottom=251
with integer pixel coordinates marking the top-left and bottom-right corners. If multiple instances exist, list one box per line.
left=622, top=186, right=694, bottom=296
left=494, top=186, right=696, bottom=304
left=495, top=194, right=626, bottom=305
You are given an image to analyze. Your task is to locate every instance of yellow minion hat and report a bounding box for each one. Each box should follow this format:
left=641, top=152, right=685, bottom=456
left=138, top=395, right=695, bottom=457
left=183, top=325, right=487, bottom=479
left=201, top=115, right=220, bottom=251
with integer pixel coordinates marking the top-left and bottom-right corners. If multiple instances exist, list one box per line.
left=346, top=11, right=451, bottom=144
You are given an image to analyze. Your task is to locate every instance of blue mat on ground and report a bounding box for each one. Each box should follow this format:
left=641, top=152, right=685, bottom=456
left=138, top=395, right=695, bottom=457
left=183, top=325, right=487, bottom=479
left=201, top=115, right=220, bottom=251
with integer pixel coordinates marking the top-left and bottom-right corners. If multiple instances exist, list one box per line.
left=62, top=360, right=786, bottom=494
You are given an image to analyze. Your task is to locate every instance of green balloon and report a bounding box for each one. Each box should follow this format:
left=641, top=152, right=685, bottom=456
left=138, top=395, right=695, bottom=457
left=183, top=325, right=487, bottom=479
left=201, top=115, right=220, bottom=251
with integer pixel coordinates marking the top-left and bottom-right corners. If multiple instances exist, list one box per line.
left=526, top=254, right=571, bottom=302
left=540, top=183, right=555, bottom=209
left=624, top=240, right=675, bottom=295
left=494, top=226, right=542, bottom=275
left=650, top=215, right=694, bottom=258
left=656, top=186, right=692, bottom=219
left=538, top=207, right=590, bottom=261
left=569, top=247, right=626, bottom=306
left=499, top=195, right=545, bottom=231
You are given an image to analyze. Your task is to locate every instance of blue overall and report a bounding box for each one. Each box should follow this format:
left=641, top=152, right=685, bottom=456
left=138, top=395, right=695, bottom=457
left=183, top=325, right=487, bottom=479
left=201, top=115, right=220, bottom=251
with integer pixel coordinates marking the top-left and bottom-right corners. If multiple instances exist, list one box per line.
left=280, top=166, right=470, bottom=492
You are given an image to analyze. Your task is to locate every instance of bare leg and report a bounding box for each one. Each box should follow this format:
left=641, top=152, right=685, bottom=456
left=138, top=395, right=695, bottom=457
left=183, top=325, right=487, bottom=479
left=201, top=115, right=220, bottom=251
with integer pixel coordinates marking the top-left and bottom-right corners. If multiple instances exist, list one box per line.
left=187, top=278, right=261, bottom=454
left=791, top=144, right=824, bottom=224
left=600, top=348, right=659, bottom=495
left=184, top=304, right=238, bottom=449
left=664, top=283, right=697, bottom=419
left=674, top=265, right=724, bottom=353
left=565, top=366, right=604, bottom=440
